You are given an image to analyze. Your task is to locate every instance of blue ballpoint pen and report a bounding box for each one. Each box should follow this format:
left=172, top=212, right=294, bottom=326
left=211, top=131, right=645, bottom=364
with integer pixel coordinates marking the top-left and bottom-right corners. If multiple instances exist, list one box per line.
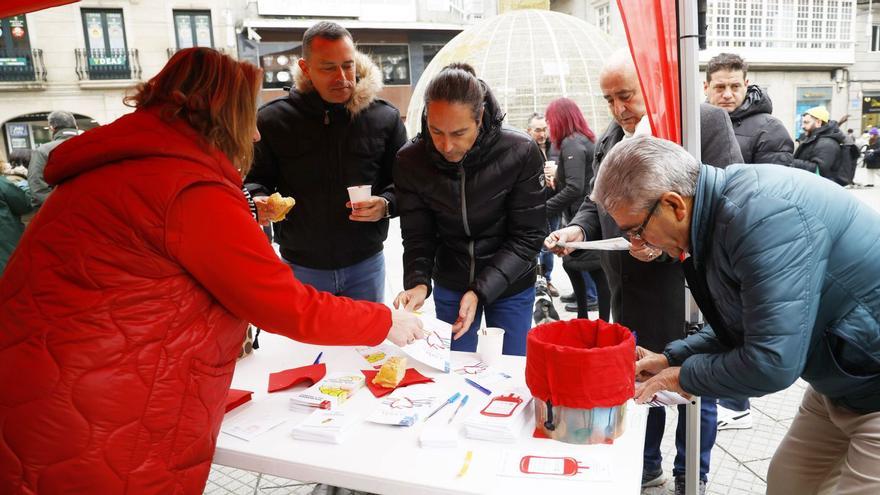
left=425, top=392, right=461, bottom=421
left=464, top=378, right=491, bottom=395
left=448, top=394, right=469, bottom=424
left=313, top=352, right=323, bottom=365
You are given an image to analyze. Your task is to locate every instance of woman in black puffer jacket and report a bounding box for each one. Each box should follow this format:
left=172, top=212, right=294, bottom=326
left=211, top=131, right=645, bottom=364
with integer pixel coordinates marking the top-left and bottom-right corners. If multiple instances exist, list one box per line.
left=392, top=63, right=546, bottom=355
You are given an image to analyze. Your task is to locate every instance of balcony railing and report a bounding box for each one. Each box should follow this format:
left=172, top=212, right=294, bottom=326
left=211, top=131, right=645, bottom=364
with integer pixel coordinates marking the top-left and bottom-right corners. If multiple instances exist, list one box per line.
left=0, top=48, right=46, bottom=82
left=75, top=48, right=141, bottom=81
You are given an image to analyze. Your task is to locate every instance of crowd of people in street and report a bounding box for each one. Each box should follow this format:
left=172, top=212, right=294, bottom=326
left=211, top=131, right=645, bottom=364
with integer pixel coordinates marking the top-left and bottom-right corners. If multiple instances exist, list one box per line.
left=1, top=19, right=879, bottom=495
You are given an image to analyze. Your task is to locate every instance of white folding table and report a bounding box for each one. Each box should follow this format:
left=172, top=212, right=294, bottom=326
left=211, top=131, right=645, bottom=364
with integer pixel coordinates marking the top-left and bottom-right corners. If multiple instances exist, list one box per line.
left=214, top=331, right=648, bottom=495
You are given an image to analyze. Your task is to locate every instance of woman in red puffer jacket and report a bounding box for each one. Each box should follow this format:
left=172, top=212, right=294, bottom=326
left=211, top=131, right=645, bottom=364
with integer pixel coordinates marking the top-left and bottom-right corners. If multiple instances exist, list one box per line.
left=0, top=47, right=422, bottom=495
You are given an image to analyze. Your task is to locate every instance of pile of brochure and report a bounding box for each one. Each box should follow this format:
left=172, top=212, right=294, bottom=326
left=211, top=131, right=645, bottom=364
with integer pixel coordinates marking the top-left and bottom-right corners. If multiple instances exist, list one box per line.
left=419, top=427, right=459, bottom=448
left=289, top=372, right=365, bottom=411
left=367, top=386, right=440, bottom=427
left=463, top=387, right=533, bottom=443
left=291, top=409, right=358, bottom=444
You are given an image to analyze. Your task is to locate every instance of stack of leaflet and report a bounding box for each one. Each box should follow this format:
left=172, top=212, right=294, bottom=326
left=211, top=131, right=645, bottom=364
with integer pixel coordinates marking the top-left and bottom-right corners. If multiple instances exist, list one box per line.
left=289, top=372, right=365, bottom=411
left=419, top=427, right=459, bottom=448
left=463, top=387, right=533, bottom=443
left=367, top=386, right=440, bottom=427
left=291, top=409, right=358, bottom=444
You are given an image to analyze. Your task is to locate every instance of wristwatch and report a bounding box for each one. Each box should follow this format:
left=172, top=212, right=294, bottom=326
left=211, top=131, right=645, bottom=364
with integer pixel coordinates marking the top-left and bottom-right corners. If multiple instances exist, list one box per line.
left=381, top=197, right=390, bottom=218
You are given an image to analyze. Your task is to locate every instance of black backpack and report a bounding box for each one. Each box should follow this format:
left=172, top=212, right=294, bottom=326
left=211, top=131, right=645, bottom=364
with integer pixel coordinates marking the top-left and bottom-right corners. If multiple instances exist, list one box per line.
left=832, top=142, right=858, bottom=186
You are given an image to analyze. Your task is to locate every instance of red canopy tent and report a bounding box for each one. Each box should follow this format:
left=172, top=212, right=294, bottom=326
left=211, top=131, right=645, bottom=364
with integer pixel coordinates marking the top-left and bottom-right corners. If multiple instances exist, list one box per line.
left=1, top=0, right=78, bottom=18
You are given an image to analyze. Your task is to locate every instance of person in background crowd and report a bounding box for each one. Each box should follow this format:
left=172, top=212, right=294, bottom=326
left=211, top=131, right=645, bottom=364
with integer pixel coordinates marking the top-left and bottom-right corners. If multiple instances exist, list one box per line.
left=864, top=127, right=880, bottom=187
left=246, top=21, right=407, bottom=303
left=394, top=63, right=546, bottom=356
left=791, top=106, right=848, bottom=185
left=546, top=49, right=742, bottom=495
left=28, top=110, right=79, bottom=209
left=0, top=47, right=423, bottom=495
left=543, top=97, right=608, bottom=320
left=704, top=53, right=793, bottom=167
left=606, top=136, right=880, bottom=495
left=0, top=170, right=31, bottom=274
left=526, top=112, right=560, bottom=297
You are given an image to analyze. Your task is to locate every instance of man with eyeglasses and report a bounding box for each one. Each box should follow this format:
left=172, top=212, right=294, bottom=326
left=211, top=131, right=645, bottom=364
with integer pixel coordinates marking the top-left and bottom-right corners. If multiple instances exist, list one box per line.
left=594, top=135, right=880, bottom=495
left=545, top=49, right=742, bottom=495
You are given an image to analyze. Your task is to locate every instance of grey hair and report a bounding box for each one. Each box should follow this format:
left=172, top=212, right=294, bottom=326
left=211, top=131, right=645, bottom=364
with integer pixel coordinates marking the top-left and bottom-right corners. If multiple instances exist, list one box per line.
left=590, top=136, right=700, bottom=214
left=526, top=112, right=544, bottom=129
left=48, top=111, right=76, bottom=130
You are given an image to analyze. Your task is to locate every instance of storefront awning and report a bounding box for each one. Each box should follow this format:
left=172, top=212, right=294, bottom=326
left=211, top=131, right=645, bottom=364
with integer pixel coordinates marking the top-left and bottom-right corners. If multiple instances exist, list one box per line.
left=1, top=0, right=78, bottom=17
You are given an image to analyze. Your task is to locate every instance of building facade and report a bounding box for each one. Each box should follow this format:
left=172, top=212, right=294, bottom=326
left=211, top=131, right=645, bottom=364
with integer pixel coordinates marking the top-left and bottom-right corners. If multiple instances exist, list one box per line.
left=0, top=1, right=243, bottom=160
left=851, top=0, right=880, bottom=132
left=554, top=1, right=874, bottom=140
left=236, top=0, right=493, bottom=117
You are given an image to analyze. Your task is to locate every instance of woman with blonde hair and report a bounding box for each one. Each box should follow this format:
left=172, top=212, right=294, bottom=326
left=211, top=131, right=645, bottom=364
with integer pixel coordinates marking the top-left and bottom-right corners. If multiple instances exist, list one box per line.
left=0, top=48, right=422, bottom=494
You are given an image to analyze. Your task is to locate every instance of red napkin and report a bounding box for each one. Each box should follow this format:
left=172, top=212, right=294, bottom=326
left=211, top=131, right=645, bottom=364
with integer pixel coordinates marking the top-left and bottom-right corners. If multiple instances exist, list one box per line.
left=361, top=368, right=434, bottom=398
left=225, top=389, right=253, bottom=412
left=268, top=363, right=327, bottom=393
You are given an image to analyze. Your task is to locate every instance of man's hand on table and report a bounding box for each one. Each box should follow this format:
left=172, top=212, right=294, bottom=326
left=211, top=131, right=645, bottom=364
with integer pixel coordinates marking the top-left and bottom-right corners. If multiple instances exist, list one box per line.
left=634, top=346, right=690, bottom=403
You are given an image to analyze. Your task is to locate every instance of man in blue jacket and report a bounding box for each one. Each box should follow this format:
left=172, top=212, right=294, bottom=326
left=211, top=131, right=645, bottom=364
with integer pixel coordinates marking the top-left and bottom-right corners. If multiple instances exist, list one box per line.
left=591, top=135, right=880, bottom=495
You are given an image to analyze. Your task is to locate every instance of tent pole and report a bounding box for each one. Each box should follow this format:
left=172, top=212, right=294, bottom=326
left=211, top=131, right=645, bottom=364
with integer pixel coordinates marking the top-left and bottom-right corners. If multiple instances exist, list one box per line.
left=677, top=1, right=703, bottom=494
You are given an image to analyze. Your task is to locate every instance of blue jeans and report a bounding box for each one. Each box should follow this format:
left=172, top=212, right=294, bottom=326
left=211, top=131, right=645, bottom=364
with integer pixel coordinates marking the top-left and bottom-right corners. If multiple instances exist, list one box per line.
left=539, top=216, right=559, bottom=281
left=643, top=399, right=717, bottom=481
left=718, top=398, right=750, bottom=411
left=433, top=284, right=535, bottom=356
left=285, top=251, right=385, bottom=303
left=584, top=271, right=598, bottom=302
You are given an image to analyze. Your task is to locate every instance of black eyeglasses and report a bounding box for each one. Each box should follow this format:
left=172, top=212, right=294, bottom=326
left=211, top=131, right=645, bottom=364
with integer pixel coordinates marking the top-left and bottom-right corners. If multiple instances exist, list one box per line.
left=623, top=199, right=660, bottom=241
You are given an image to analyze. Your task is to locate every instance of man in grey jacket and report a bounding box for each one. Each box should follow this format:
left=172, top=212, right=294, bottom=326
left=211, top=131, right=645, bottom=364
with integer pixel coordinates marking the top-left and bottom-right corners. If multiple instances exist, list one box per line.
left=28, top=111, right=78, bottom=208
left=595, top=136, right=880, bottom=495
left=704, top=53, right=793, bottom=167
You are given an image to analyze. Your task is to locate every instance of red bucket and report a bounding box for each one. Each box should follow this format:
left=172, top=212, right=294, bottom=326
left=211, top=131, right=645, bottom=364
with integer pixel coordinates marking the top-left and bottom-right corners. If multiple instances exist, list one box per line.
left=526, top=319, right=635, bottom=443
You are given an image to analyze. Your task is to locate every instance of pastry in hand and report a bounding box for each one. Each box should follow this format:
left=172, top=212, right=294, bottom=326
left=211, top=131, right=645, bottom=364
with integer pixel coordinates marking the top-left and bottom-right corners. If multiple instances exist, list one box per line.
left=266, top=192, right=295, bottom=222
left=372, top=356, right=407, bottom=389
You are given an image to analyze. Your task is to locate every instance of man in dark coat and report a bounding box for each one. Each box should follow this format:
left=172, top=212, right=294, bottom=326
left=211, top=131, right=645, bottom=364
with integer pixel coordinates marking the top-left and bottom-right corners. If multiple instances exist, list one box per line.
left=527, top=113, right=560, bottom=296
left=704, top=53, right=793, bottom=166
left=790, top=106, right=847, bottom=185
left=545, top=49, right=742, bottom=495
left=246, top=22, right=407, bottom=302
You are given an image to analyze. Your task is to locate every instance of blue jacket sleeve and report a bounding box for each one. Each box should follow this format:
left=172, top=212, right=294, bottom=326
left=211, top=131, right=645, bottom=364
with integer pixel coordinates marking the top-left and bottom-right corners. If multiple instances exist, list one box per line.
left=676, top=200, right=828, bottom=399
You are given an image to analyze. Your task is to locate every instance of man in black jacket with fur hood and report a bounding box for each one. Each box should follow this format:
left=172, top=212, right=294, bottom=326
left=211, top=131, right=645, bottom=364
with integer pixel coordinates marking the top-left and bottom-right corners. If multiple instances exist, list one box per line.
left=246, top=22, right=407, bottom=303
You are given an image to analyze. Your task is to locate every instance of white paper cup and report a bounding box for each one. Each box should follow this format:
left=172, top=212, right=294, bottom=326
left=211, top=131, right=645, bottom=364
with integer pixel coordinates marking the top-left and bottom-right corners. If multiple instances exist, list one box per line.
left=477, top=327, right=505, bottom=367
left=347, top=185, right=372, bottom=207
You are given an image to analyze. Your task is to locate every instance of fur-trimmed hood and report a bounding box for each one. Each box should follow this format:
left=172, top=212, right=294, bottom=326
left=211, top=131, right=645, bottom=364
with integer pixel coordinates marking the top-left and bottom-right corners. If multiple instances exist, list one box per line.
left=292, top=51, right=384, bottom=117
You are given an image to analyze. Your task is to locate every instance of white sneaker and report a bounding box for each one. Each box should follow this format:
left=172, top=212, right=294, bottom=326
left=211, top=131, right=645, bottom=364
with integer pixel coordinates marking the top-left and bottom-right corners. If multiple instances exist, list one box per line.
left=717, top=407, right=752, bottom=430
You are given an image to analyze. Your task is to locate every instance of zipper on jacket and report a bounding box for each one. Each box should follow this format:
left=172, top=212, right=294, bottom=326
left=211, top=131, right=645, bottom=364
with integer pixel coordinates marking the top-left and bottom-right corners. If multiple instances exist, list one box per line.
left=458, top=165, right=475, bottom=284
left=324, top=110, right=330, bottom=125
